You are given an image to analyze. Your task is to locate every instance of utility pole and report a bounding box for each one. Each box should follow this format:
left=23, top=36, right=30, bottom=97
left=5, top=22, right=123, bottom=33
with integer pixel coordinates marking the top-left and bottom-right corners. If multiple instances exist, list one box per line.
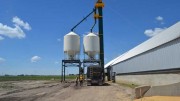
left=95, top=0, right=105, bottom=81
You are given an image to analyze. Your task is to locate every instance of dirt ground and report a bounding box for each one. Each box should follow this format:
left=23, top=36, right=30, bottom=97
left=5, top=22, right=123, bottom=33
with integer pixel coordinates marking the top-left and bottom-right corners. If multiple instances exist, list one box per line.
left=0, top=80, right=134, bottom=101
left=134, top=96, right=180, bottom=101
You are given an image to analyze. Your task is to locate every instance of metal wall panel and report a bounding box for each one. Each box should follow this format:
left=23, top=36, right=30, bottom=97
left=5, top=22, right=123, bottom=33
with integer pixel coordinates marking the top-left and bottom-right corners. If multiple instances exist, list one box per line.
left=113, top=37, right=180, bottom=74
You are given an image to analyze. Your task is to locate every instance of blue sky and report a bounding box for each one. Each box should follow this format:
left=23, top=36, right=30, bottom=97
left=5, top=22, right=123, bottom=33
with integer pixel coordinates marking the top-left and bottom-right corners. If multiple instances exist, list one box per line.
left=0, top=0, right=180, bottom=75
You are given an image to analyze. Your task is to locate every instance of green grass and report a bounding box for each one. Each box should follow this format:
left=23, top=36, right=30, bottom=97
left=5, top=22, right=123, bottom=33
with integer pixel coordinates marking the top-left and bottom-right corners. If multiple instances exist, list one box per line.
left=0, top=83, right=14, bottom=89
left=0, top=75, right=76, bottom=81
left=116, top=81, right=139, bottom=88
left=64, top=75, right=77, bottom=80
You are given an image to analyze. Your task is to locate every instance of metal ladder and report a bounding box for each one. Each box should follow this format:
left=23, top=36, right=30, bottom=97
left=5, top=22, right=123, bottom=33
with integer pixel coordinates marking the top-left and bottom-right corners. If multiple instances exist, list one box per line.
left=90, top=68, right=93, bottom=78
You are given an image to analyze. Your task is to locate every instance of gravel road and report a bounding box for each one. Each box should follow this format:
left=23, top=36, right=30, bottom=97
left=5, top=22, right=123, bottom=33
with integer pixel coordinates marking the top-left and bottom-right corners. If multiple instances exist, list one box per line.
left=0, top=81, right=134, bottom=101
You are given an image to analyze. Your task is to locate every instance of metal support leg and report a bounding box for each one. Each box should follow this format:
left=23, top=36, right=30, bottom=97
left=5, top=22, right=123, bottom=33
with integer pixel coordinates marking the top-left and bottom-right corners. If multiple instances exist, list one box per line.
left=61, top=61, right=63, bottom=82
left=61, top=60, right=81, bottom=82
left=64, top=66, right=65, bottom=81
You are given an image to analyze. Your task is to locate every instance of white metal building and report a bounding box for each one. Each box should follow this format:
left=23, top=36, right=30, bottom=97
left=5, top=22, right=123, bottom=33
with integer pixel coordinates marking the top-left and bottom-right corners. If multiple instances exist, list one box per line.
left=105, top=21, right=180, bottom=75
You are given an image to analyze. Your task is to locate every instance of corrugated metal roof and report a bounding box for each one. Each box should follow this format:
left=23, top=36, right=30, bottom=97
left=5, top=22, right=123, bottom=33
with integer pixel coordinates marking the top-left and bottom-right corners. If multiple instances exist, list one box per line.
left=105, top=21, right=180, bottom=68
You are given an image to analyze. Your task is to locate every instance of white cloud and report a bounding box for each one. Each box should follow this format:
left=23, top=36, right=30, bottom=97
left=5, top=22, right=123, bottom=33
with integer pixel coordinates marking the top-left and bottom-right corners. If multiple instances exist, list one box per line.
left=156, top=16, right=163, bottom=21
left=0, top=57, right=6, bottom=63
left=54, top=61, right=60, bottom=64
left=156, top=16, right=164, bottom=24
left=0, top=36, right=4, bottom=40
left=144, top=28, right=166, bottom=37
left=0, top=23, right=25, bottom=39
left=12, top=16, right=31, bottom=30
left=57, top=38, right=61, bottom=42
left=31, top=56, right=41, bottom=63
left=0, top=16, right=31, bottom=39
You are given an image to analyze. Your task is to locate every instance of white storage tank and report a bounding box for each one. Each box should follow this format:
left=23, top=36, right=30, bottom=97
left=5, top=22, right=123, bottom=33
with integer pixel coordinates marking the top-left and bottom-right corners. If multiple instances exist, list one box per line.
left=83, top=32, right=100, bottom=59
left=64, top=32, right=80, bottom=60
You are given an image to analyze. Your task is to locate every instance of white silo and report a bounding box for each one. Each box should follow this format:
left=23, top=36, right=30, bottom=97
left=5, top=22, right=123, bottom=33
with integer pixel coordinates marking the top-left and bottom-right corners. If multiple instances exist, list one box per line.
left=64, top=32, right=80, bottom=60
left=83, top=32, right=100, bottom=59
